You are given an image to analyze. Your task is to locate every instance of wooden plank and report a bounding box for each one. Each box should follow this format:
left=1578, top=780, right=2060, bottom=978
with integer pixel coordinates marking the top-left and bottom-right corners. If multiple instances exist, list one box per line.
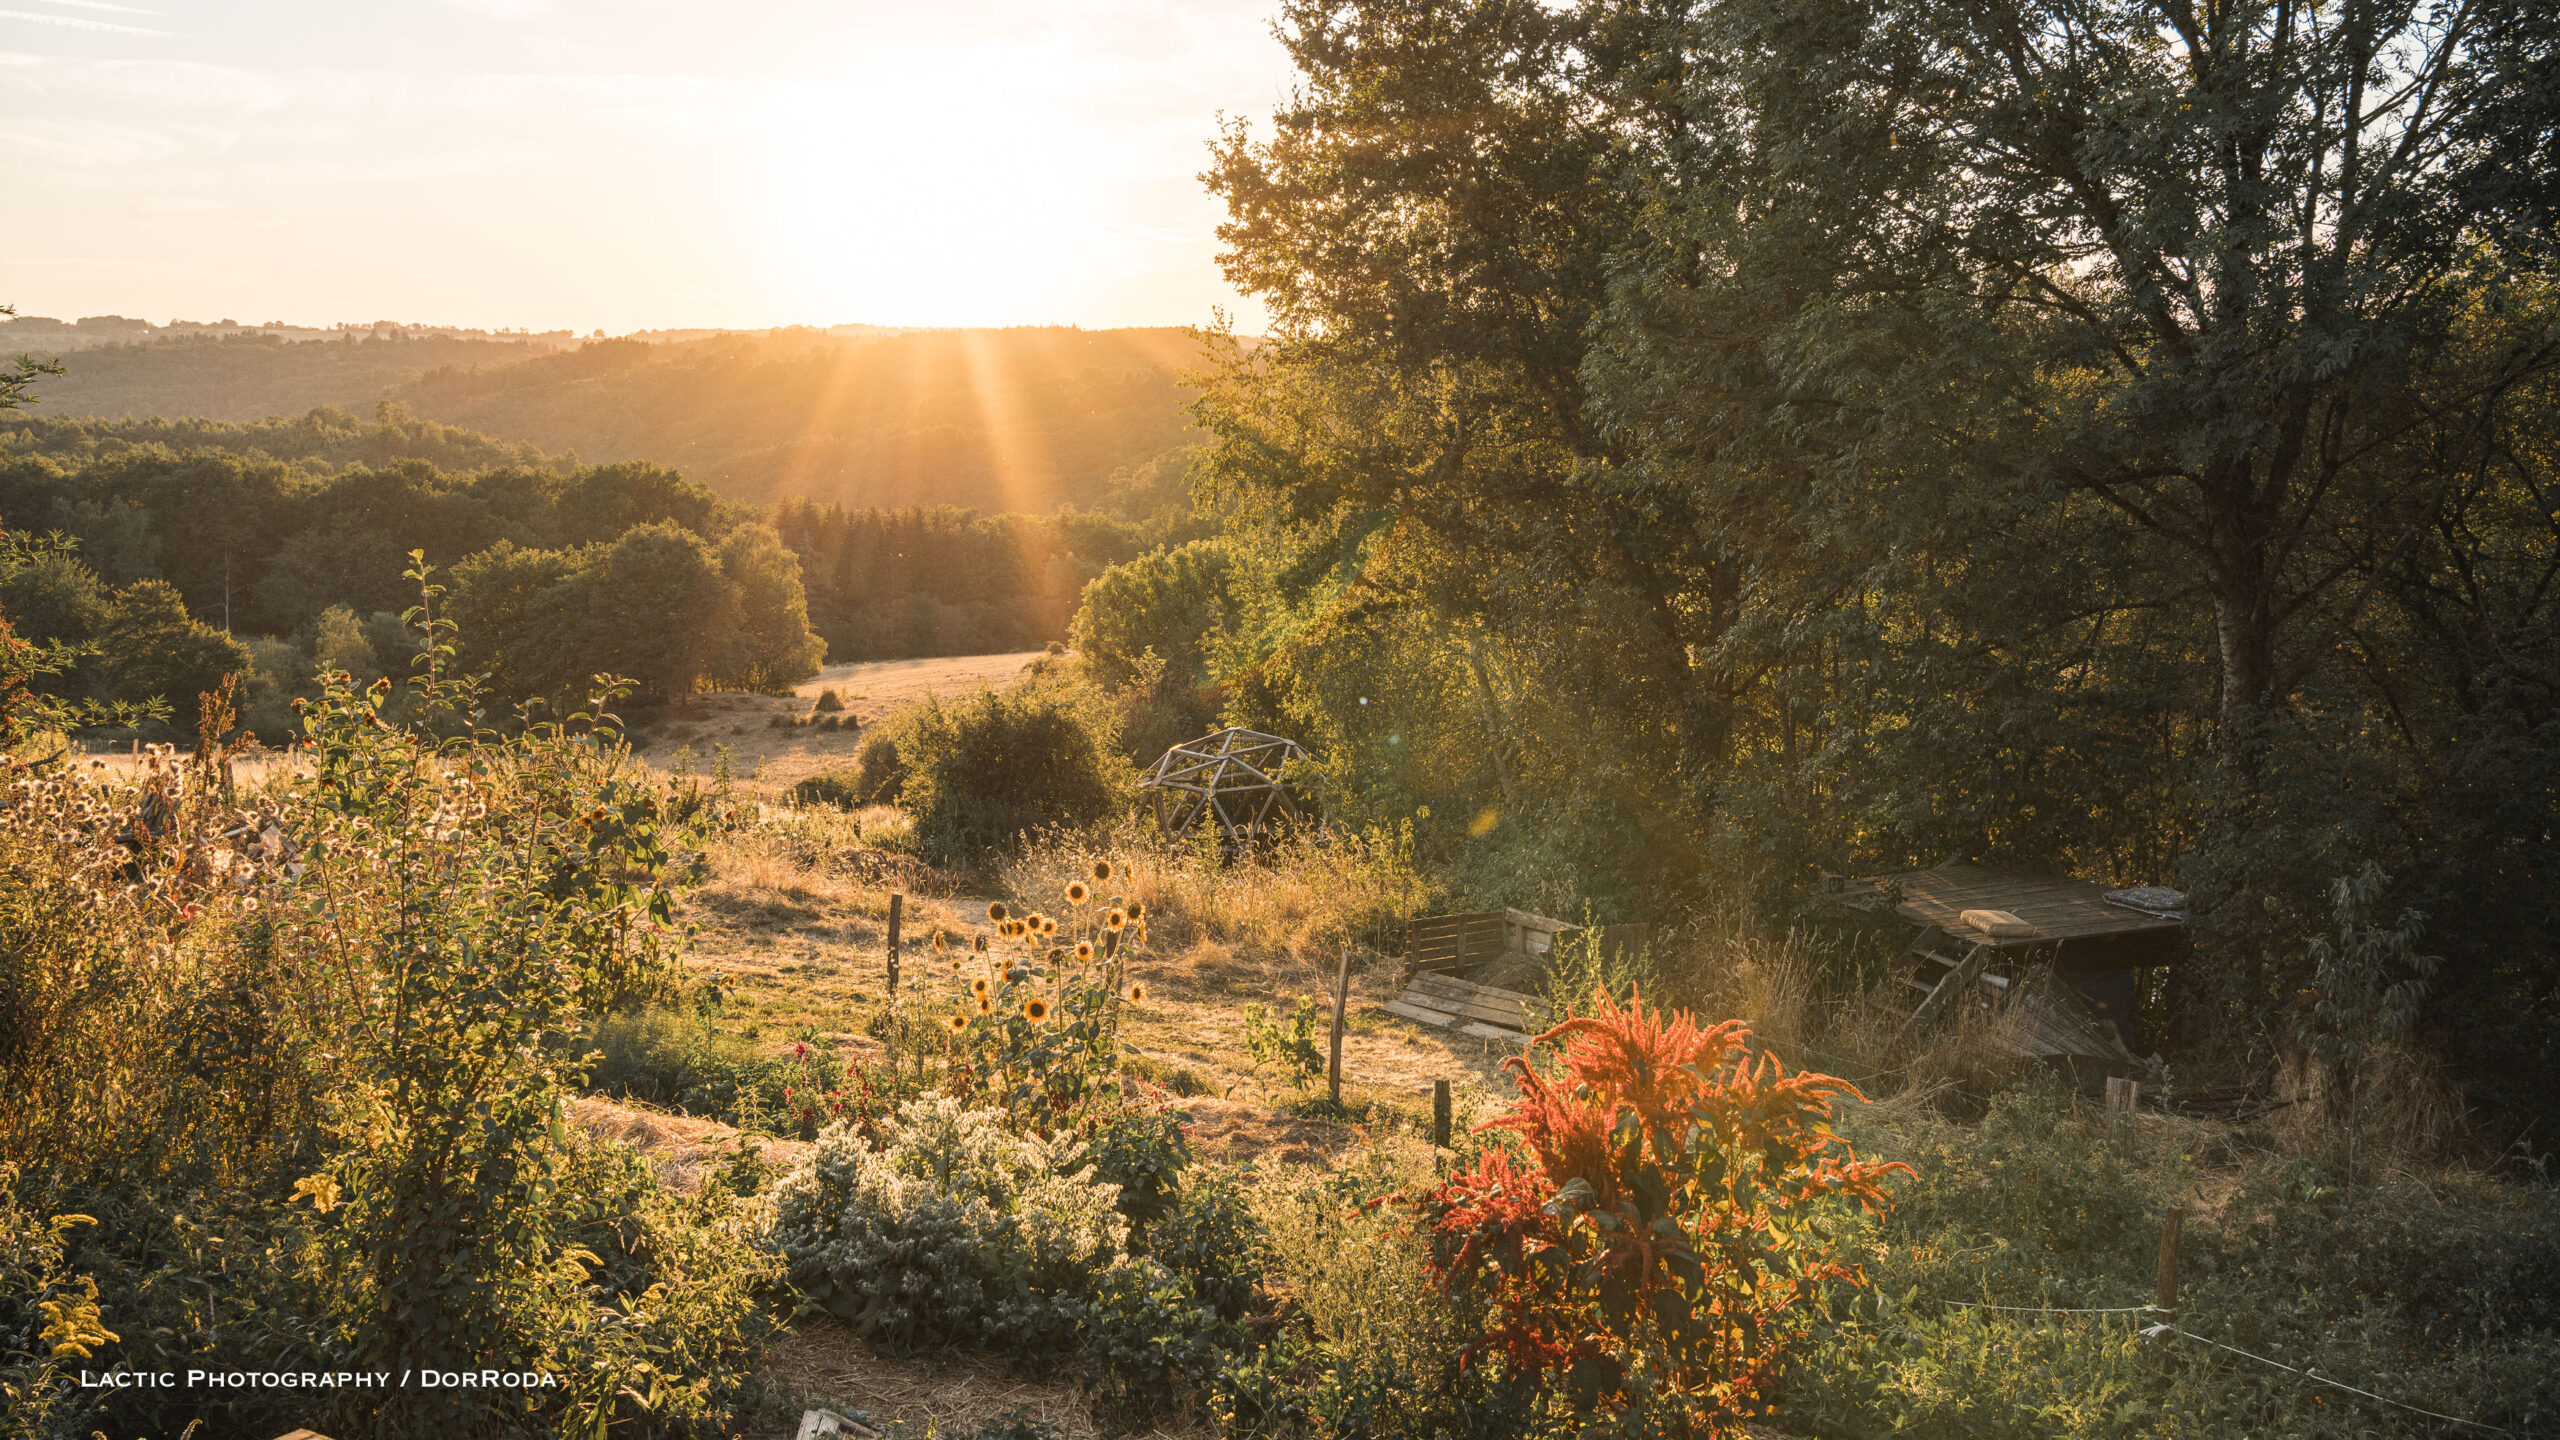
left=1384, top=1000, right=1532, bottom=1043
left=1404, top=974, right=1551, bottom=1021
left=1406, top=971, right=1544, bottom=1004
left=1396, top=988, right=1545, bottom=1029
left=1904, top=941, right=1990, bottom=1032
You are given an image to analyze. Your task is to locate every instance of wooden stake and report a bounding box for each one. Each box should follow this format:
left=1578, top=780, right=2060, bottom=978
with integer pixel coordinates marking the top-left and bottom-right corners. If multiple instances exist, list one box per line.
left=886, top=893, right=902, bottom=998
left=1329, top=946, right=1351, bottom=1108
left=2154, top=1204, right=2184, bottom=1385
left=1433, top=1079, right=1452, bottom=1149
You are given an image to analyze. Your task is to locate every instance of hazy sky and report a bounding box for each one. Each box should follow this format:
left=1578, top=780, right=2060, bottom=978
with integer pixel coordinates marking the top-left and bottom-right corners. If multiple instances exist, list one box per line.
left=0, top=0, right=1295, bottom=332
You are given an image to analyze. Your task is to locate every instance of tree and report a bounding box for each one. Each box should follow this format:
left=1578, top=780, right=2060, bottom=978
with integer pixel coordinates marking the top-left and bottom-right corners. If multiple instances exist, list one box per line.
left=89, top=580, right=250, bottom=739
left=711, top=522, right=824, bottom=692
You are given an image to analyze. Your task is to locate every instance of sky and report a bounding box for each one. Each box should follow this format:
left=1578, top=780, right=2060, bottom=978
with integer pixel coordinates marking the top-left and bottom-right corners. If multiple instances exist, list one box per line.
left=0, top=0, right=1295, bottom=332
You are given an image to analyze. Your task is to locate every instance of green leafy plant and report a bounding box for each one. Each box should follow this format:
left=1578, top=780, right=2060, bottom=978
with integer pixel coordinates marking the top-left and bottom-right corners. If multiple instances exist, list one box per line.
left=1243, top=998, right=1328, bottom=1093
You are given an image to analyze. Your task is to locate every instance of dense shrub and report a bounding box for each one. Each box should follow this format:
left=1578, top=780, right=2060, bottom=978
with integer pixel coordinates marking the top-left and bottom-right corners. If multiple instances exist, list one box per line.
left=1084, top=1257, right=1231, bottom=1426
left=791, top=768, right=864, bottom=811
left=1149, top=1166, right=1268, bottom=1323
left=859, top=677, right=1131, bottom=862
left=772, top=1098, right=1126, bottom=1358
left=1089, top=1105, right=1193, bottom=1227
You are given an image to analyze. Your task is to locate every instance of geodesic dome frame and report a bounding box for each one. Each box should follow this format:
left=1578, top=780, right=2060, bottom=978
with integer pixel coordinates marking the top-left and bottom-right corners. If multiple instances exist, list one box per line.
left=1139, top=727, right=1311, bottom=846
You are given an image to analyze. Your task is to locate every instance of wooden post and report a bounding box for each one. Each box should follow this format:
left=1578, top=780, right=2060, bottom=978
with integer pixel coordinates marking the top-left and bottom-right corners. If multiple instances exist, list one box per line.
left=885, top=893, right=902, bottom=998
left=2153, top=1204, right=2183, bottom=1386
left=2107, top=1076, right=2141, bottom=1155
left=1432, top=1080, right=1452, bottom=1148
left=1328, top=946, right=1351, bottom=1108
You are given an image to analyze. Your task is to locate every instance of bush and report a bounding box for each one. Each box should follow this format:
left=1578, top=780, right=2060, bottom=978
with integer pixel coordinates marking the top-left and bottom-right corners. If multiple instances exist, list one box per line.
left=1090, top=1105, right=1193, bottom=1227
left=1150, top=1166, right=1268, bottom=1322
left=814, top=687, right=845, bottom=712
left=1084, top=1257, right=1231, bottom=1427
left=771, top=1097, right=1127, bottom=1358
left=863, top=678, right=1132, bottom=863
left=792, top=769, right=864, bottom=810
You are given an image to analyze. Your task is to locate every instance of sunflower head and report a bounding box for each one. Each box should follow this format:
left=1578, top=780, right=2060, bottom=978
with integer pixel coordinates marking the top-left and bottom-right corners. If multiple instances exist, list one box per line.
left=970, top=976, right=991, bottom=998
left=977, top=995, right=993, bottom=1014
left=1127, top=983, right=1149, bottom=1006
left=1126, top=900, right=1146, bottom=920
left=1074, top=941, right=1095, bottom=962
left=1041, top=918, right=1057, bottom=936
left=1106, top=909, right=1127, bottom=931
left=1093, top=859, right=1113, bottom=881
left=947, top=1014, right=970, bottom=1034
left=987, top=901, right=1010, bottom=922
left=932, top=929, right=949, bottom=953
left=1024, top=997, right=1052, bottom=1023
left=1066, top=881, right=1089, bottom=905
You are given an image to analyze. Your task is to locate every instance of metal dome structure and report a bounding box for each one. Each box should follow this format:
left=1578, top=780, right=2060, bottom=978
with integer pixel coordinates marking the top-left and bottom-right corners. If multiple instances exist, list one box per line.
left=1139, top=727, right=1311, bottom=846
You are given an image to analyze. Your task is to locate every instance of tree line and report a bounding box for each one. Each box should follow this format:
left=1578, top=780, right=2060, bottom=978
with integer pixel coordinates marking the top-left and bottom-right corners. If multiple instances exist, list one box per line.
left=0, top=417, right=825, bottom=737
left=1067, top=0, right=2560, bottom=1138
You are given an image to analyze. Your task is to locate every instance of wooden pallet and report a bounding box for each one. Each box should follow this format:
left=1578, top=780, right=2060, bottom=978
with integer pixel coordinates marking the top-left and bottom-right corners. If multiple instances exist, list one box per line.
left=1385, top=971, right=1552, bottom=1043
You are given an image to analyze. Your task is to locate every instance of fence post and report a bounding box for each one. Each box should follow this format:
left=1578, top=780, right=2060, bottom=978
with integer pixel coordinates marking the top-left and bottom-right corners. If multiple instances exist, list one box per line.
left=2153, top=1204, right=2184, bottom=1387
left=1329, top=946, right=1351, bottom=1108
left=1433, top=1079, right=1452, bottom=1149
left=886, top=893, right=902, bottom=998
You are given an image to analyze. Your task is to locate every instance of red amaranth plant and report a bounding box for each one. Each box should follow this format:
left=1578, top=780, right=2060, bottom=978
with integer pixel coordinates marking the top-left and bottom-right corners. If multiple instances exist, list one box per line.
left=1416, top=989, right=1910, bottom=1435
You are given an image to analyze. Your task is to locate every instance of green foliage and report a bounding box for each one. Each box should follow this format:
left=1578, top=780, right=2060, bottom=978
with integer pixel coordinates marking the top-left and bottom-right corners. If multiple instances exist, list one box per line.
left=87, top=577, right=249, bottom=739
left=866, top=676, right=1132, bottom=863
left=1148, top=1166, right=1269, bottom=1323
left=790, top=768, right=864, bottom=811
left=778, top=501, right=1148, bottom=662
left=1088, top=1105, right=1193, bottom=1227
left=1242, top=998, right=1327, bottom=1093
left=1084, top=1257, right=1231, bottom=1427
left=771, top=1097, right=1126, bottom=1357
left=1781, top=1092, right=2560, bottom=1438
left=0, top=561, right=777, bottom=1439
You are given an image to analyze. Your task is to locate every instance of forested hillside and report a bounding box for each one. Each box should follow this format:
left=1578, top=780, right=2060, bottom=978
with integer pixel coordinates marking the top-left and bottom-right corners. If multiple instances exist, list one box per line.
left=17, top=325, right=1211, bottom=515
left=12, top=330, right=557, bottom=420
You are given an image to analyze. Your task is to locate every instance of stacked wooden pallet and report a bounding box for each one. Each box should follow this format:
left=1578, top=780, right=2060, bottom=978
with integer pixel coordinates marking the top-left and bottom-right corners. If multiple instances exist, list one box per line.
left=1386, top=970, right=1552, bottom=1043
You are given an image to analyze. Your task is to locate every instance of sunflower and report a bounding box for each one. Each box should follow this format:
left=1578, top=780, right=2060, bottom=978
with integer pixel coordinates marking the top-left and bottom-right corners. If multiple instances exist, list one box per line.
left=987, top=901, right=1010, bottom=922
left=1093, top=859, right=1113, bottom=881
left=1066, top=881, right=1089, bottom=905
left=1126, top=900, right=1146, bottom=920
left=1073, top=941, right=1095, bottom=963
left=1126, top=983, right=1149, bottom=1006
left=932, top=929, right=949, bottom=954
left=970, top=976, right=991, bottom=998
left=946, top=1014, right=970, bottom=1034
left=1105, top=908, right=1127, bottom=931
left=1023, top=997, right=1052, bottom=1024
left=977, top=995, right=993, bottom=1014
left=1041, top=918, right=1058, bottom=936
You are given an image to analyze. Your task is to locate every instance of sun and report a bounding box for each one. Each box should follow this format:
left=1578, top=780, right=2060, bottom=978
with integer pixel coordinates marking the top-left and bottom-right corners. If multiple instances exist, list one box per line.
left=741, top=60, right=1108, bottom=326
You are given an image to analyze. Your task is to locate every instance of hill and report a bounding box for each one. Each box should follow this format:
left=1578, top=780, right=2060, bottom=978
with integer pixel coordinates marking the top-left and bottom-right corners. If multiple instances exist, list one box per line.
left=18, top=324, right=1218, bottom=515
left=12, top=330, right=562, bottom=419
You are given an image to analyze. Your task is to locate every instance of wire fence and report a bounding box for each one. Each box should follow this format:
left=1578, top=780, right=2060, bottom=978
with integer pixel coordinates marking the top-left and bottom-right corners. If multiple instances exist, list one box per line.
left=1928, top=1295, right=2516, bottom=1435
